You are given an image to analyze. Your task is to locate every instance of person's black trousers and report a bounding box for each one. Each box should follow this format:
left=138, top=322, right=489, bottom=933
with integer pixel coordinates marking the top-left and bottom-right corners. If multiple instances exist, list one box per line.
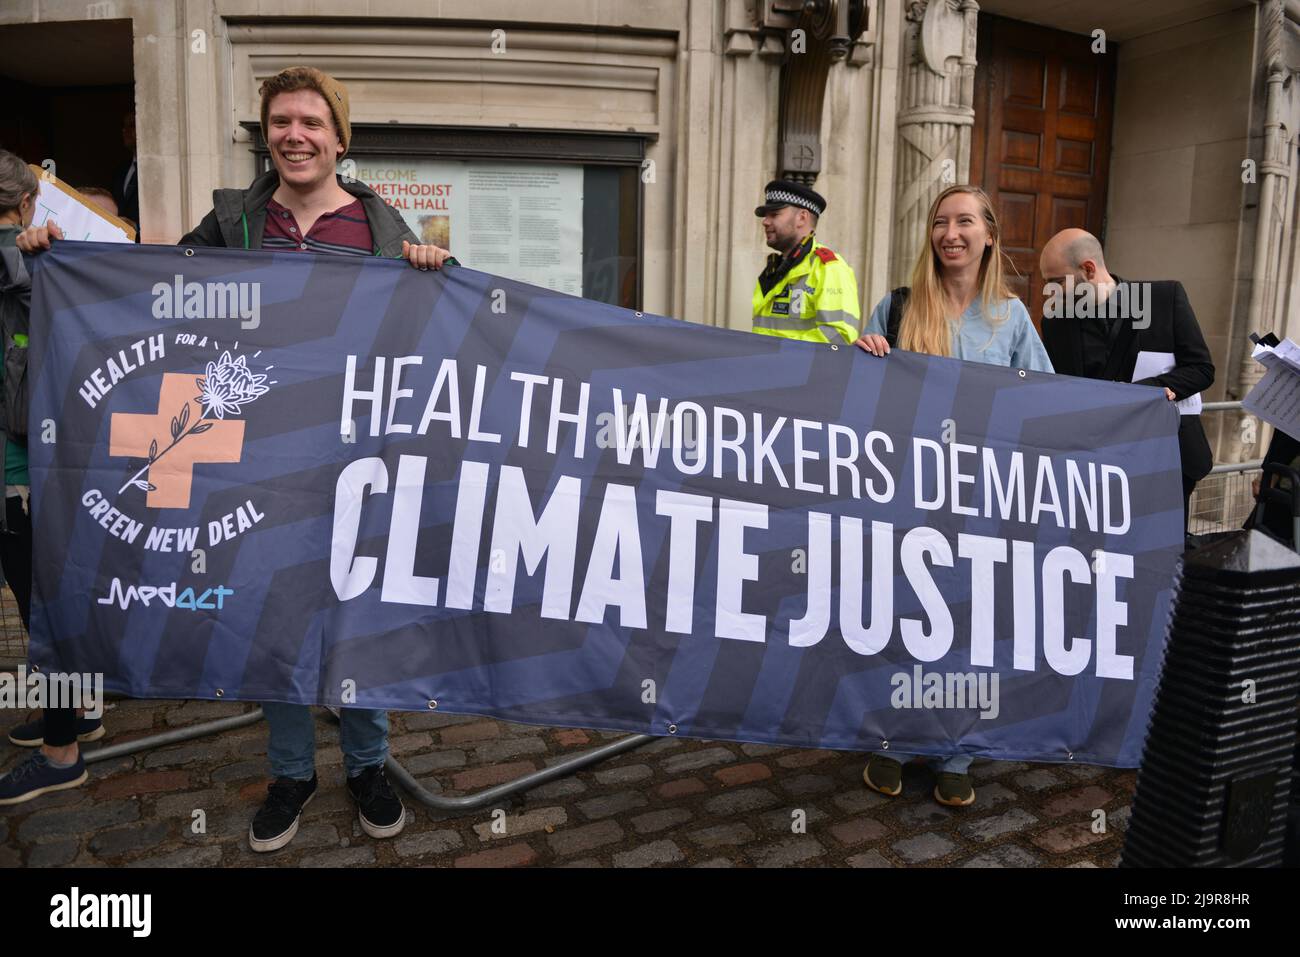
left=1, top=493, right=76, bottom=748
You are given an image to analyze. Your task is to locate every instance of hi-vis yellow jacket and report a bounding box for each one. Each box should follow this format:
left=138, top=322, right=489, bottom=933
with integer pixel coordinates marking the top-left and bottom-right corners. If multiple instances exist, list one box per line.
left=751, top=238, right=861, bottom=345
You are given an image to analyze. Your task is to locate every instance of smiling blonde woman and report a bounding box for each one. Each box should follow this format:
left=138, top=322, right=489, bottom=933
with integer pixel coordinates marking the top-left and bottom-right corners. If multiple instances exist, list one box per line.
left=855, top=184, right=1053, bottom=372
left=855, top=184, right=1053, bottom=807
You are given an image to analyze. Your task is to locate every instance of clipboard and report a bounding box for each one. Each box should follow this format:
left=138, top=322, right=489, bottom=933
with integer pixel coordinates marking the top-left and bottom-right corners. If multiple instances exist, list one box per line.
left=28, top=164, right=136, bottom=242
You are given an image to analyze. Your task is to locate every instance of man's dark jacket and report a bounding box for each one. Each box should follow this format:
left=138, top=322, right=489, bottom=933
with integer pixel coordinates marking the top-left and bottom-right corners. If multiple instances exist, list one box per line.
left=113, top=157, right=139, bottom=226
left=1041, top=277, right=1214, bottom=482
left=178, top=169, right=417, bottom=255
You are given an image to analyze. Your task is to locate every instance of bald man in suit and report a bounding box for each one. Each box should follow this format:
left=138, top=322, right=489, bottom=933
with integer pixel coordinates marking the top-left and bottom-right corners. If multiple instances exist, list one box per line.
left=1039, top=229, right=1214, bottom=532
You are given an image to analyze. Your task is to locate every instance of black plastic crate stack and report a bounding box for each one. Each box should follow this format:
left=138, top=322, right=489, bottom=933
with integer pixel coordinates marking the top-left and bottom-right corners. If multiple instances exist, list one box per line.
left=1122, top=530, right=1300, bottom=867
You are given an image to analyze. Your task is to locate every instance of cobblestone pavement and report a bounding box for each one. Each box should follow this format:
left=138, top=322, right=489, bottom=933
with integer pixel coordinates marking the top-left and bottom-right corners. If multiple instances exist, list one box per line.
left=1, top=698, right=1135, bottom=868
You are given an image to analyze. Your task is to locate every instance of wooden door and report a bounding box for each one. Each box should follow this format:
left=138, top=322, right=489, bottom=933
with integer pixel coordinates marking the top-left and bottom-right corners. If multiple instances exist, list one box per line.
left=971, top=15, right=1117, bottom=327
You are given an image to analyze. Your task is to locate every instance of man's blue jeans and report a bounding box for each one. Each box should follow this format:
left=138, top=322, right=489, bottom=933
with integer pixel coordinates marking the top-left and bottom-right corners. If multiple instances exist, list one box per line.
left=262, top=703, right=388, bottom=780
left=873, top=752, right=973, bottom=774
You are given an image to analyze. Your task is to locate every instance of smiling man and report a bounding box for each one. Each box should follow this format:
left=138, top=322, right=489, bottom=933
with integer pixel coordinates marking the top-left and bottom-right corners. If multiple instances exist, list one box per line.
left=15, top=66, right=448, bottom=852
left=178, top=67, right=438, bottom=854
left=751, top=179, right=860, bottom=346
left=179, top=68, right=450, bottom=269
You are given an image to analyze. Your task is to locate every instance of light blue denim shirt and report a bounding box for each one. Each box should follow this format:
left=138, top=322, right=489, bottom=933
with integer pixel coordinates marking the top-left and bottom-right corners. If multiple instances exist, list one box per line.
left=865, top=292, right=1055, bottom=373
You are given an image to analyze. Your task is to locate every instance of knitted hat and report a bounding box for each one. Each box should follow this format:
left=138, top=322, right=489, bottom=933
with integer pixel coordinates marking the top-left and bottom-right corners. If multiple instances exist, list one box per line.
left=259, top=67, right=352, bottom=158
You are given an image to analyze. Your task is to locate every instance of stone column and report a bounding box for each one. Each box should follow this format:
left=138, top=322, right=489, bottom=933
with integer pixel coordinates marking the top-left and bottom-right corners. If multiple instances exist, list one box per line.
left=889, top=0, right=978, bottom=287
left=1225, top=0, right=1300, bottom=462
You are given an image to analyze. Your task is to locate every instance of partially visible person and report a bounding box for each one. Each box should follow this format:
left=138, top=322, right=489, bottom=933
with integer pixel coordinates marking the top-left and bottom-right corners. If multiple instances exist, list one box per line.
left=1246, top=429, right=1300, bottom=546
left=855, top=184, right=1053, bottom=807
left=77, top=186, right=119, bottom=219
left=751, top=179, right=860, bottom=345
left=0, top=151, right=103, bottom=806
left=113, top=112, right=139, bottom=227
left=1038, top=228, right=1214, bottom=531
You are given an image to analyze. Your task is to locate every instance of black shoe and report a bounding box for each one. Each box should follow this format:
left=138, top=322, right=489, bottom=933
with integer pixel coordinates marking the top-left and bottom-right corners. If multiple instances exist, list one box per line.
left=248, top=774, right=317, bottom=853
left=347, top=765, right=406, bottom=840
left=8, top=715, right=106, bottom=748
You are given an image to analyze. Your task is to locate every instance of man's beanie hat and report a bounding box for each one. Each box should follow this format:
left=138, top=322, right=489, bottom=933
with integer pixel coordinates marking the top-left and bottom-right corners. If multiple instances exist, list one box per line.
left=259, top=67, right=352, bottom=157
left=755, top=179, right=827, bottom=218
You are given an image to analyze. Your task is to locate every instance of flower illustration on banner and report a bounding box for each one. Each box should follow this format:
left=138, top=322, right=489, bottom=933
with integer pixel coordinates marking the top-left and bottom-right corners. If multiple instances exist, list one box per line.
left=118, top=350, right=271, bottom=497
left=197, top=351, right=270, bottom=419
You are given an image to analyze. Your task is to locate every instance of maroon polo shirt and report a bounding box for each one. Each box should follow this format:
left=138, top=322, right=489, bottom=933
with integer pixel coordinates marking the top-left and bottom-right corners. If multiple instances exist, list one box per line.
left=262, top=197, right=374, bottom=256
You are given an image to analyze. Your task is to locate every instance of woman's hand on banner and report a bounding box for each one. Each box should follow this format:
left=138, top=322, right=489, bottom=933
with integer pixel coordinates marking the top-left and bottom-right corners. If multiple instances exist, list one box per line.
left=402, top=240, right=453, bottom=271
left=855, top=334, right=890, bottom=357
left=16, top=220, right=63, bottom=253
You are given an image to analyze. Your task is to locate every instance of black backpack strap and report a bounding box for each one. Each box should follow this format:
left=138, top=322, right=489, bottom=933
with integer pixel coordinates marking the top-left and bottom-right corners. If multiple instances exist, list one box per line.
left=885, top=286, right=910, bottom=348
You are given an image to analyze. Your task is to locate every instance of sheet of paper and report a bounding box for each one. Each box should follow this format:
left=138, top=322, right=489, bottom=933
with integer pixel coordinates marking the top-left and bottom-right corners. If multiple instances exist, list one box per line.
left=1133, top=349, right=1202, bottom=415
left=1244, top=362, right=1300, bottom=441
left=1251, top=338, right=1300, bottom=374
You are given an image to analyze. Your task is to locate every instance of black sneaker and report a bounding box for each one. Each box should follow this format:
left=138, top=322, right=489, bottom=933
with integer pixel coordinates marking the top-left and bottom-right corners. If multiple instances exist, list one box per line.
left=346, top=765, right=406, bottom=840
left=8, top=714, right=106, bottom=748
left=248, top=774, right=317, bottom=853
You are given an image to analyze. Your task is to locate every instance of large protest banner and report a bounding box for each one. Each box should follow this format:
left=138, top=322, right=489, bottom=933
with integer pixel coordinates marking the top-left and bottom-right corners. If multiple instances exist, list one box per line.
left=27, top=242, right=1185, bottom=765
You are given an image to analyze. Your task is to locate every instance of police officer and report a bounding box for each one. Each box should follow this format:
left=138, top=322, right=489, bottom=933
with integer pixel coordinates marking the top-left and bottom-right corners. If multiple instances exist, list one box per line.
left=752, top=179, right=860, bottom=345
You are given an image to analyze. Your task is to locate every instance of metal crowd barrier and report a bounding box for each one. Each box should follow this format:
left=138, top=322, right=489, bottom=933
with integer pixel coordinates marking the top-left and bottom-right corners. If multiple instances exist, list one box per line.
left=1188, top=401, right=1265, bottom=536
left=312, top=707, right=651, bottom=812
left=81, top=707, right=266, bottom=765
left=385, top=731, right=655, bottom=813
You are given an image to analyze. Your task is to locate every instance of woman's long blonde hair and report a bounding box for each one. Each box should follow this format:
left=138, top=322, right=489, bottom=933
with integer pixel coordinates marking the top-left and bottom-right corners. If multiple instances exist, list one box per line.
left=899, top=185, right=1015, bottom=357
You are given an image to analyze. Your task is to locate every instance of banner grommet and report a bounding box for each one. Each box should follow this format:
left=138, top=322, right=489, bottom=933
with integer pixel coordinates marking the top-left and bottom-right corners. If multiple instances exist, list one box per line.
left=184, top=248, right=195, bottom=257
left=1017, top=369, right=1026, bottom=378
left=830, top=344, right=839, bottom=351
left=215, top=689, right=224, bottom=697
left=880, top=740, right=889, bottom=749
left=668, top=724, right=678, bottom=734
left=428, top=699, right=438, bottom=710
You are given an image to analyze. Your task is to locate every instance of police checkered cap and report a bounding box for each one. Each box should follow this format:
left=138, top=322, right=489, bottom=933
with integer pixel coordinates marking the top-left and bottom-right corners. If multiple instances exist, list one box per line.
left=755, top=179, right=826, bottom=217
